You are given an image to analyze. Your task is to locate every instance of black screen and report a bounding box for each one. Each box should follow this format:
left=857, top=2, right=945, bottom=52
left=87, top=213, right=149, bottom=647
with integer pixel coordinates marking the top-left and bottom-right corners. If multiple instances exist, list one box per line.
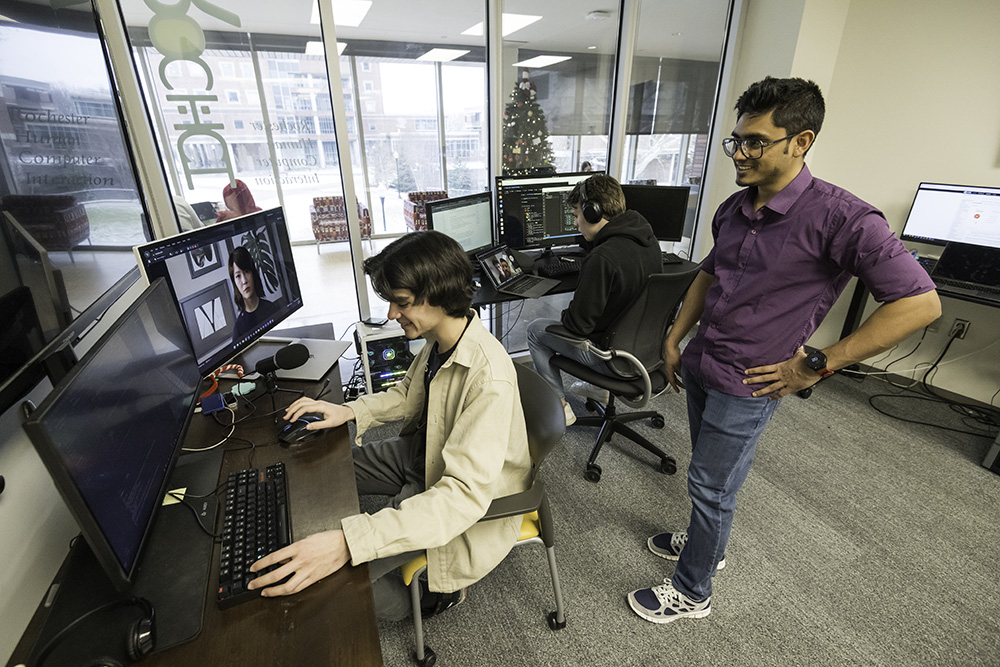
left=134, top=207, right=302, bottom=376
left=24, top=278, right=202, bottom=589
left=933, top=243, right=1000, bottom=287
left=620, top=184, right=690, bottom=242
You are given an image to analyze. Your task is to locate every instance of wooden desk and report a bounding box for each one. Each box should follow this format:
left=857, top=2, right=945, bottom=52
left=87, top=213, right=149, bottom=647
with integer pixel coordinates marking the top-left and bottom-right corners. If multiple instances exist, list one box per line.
left=8, top=374, right=383, bottom=667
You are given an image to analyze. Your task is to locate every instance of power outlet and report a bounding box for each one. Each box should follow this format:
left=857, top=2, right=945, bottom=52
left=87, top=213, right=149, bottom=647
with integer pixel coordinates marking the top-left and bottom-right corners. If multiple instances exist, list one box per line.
left=949, top=319, right=970, bottom=339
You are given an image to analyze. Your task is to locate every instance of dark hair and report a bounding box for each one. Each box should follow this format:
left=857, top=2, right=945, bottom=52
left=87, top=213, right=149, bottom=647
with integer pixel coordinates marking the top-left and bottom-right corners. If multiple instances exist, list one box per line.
left=735, top=77, right=825, bottom=139
left=567, top=174, right=626, bottom=218
left=228, top=245, right=261, bottom=313
left=363, top=231, right=473, bottom=318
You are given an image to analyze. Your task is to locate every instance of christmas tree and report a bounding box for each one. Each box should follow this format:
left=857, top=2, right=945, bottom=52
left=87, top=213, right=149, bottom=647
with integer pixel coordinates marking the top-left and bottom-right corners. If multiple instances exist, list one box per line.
left=502, top=70, right=555, bottom=175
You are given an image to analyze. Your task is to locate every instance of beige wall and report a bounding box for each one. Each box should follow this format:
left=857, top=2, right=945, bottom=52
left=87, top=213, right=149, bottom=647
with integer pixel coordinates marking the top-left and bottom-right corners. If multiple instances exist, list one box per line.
left=696, top=0, right=1000, bottom=405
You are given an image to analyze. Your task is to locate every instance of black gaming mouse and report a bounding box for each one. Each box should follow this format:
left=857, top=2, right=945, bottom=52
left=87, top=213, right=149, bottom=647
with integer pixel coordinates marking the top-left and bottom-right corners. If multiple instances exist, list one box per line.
left=278, top=413, right=325, bottom=446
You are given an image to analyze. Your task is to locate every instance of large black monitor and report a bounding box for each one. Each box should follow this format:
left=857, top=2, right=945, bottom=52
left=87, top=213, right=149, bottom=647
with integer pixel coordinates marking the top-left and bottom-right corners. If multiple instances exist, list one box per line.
left=620, top=184, right=690, bottom=242
left=23, top=278, right=202, bottom=591
left=134, top=207, right=302, bottom=377
left=900, top=182, right=1000, bottom=248
left=495, top=171, right=595, bottom=250
left=425, top=191, right=494, bottom=256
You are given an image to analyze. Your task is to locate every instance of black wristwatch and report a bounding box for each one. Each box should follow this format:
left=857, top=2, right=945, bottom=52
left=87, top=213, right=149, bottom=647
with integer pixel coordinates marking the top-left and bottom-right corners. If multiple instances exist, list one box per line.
left=804, top=350, right=835, bottom=379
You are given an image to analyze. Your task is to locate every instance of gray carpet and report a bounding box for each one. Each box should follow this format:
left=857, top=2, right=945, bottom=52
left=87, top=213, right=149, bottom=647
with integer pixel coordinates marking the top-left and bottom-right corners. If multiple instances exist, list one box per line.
left=357, top=371, right=1000, bottom=667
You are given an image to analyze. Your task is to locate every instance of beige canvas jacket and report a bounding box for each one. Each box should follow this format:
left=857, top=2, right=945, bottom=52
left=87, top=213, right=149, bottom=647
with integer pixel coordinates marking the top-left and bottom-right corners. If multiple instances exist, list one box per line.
left=341, top=311, right=532, bottom=592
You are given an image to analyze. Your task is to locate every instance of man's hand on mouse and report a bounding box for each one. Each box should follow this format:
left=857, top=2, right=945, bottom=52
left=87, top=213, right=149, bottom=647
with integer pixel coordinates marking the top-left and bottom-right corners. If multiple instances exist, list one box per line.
left=283, top=398, right=355, bottom=430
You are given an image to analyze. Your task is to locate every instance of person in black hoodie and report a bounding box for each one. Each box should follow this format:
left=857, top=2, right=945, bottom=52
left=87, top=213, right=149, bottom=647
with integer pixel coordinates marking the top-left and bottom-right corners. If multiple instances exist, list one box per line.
left=526, top=174, right=662, bottom=426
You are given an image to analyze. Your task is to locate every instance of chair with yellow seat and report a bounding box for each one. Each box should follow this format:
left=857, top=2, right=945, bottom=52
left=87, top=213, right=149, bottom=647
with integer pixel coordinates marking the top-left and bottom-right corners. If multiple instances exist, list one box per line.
left=400, top=362, right=568, bottom=667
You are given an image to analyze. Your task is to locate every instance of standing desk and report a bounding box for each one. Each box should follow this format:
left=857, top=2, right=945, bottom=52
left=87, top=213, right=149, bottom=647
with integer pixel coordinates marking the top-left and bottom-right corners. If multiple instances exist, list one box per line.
left=8, top=368, right=383, bottom=667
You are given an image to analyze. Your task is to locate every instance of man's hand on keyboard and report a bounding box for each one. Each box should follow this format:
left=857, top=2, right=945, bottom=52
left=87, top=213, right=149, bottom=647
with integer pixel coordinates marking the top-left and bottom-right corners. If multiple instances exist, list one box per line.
left=248, top=529, right=350, bottom=597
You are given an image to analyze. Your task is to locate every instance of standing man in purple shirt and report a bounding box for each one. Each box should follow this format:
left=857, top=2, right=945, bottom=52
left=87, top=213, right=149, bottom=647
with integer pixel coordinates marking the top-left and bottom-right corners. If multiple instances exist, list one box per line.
left=627, top=77, right=941, bottom=624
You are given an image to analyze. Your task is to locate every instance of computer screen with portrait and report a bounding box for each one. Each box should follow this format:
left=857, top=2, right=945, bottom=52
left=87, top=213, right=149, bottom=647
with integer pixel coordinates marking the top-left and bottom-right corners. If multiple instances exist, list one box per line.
left=900, top=182, right=1000, bottom=248
left=425, top=191, right=494, bottom=256
left=620, top=184, right=691, bottom=243
left=134, top=207, right=303, bottom=377
left=495, top=171, right=596, bottom=250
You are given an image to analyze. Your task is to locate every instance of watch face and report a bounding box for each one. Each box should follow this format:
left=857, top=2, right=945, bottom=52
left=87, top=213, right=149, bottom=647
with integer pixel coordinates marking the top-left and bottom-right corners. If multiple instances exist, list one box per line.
left=806, top=351, right=826, bottom=370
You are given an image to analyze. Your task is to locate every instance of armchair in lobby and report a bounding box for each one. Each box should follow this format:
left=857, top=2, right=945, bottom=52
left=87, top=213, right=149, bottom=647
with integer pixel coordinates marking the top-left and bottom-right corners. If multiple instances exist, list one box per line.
left=402, top=191, right=447, bottom=233
left=1, top=194, right=91, bottom=262
left=309, top=195, right=373, bottom=252
left=547, top=267, right=700, bottom=482
left=400, top=363, right=567, bottom=667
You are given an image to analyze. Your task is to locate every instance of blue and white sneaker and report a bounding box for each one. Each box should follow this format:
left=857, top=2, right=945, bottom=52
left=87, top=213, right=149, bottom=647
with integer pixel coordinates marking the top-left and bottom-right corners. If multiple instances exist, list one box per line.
left=648, top=531, right=726, bottom=571
left=627, top=580, right=711, bottom=624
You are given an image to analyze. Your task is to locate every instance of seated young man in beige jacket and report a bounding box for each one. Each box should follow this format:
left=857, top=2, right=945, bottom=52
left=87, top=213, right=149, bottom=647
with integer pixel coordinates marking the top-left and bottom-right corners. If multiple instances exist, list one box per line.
left=249, top=230, right=532, bottom=620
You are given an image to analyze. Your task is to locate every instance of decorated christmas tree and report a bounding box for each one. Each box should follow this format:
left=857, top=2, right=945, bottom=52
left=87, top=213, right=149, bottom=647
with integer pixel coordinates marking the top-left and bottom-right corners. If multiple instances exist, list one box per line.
left=502, top=70, right=556, bottom=175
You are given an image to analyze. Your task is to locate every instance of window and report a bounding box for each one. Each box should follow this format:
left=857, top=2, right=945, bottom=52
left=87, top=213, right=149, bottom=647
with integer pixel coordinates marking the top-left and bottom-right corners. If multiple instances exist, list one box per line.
left=234, top=119, right=245, bottom=129
left=227, top=90, right=240, bottom=103
left=364, top=81, right=373, bottom=92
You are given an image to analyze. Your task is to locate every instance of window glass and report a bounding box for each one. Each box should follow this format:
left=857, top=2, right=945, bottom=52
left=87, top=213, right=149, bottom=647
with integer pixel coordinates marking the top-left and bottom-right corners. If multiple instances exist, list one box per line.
left=623, top=0, right=731, bottom=250
left=0, top=4, right=148, bottom=340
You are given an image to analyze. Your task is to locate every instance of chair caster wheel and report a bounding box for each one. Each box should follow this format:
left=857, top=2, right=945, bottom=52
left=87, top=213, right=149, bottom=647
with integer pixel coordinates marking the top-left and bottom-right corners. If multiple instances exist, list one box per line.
left=650, top=415, right=665, bottom=429
left=414, top=646, right=437, bottom=667
left=797, top=387, right=813, bottom=399
left=547, top=611, right=567, bottom=630
left=585, top=398, right=597, bottom=412
left=659, top=457, right=676, bottom=475
left=584, top=463, right=602, bottom=482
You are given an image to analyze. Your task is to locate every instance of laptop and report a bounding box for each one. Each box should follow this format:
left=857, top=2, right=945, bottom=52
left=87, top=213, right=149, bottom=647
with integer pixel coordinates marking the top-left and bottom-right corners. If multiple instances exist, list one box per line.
left=476, top=245, right=560, bottom=298
left=929, top=242, right=1000, bottom=304
left=222, top=337, right=351, bottom=381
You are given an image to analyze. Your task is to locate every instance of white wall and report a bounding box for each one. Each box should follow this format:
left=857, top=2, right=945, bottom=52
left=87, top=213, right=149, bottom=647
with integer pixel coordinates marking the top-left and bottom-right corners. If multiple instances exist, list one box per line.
left=696, top=0, right=1000, bottom=405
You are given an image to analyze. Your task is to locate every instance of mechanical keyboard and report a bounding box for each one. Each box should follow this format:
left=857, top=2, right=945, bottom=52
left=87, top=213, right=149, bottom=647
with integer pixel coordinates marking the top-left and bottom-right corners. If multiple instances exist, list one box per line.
left=217, top=462, right=291, bottom=609
left=662, top=252, right=684, bottom=265
left=536, top=256, right=581, bottom=278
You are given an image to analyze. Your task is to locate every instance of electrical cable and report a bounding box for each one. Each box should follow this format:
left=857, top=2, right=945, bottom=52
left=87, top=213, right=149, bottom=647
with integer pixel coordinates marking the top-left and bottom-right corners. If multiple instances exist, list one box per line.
left=183, top=407, right=236, bottom=451
left=165, top=491, right=222, bottom=538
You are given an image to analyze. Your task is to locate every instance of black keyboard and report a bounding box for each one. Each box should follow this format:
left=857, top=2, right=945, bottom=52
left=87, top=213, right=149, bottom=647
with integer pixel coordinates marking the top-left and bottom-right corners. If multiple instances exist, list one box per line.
left=505, top=275, right=545, bottom=295
left=217, top=462, right=291, bottom=609
left=536, top=257, right=581, bottom=278
left=662, top=252, right=684, bottom=265
left=934, top=276, right=1000, bottom=296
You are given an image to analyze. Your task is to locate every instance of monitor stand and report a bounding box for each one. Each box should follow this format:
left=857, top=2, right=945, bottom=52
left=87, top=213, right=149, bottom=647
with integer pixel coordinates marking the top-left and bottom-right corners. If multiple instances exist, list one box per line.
left=28, top=448, right=224, bottom=663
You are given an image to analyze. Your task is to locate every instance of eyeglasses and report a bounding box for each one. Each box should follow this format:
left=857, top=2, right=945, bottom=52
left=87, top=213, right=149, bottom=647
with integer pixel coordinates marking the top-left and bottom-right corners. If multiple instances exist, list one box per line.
left=722, top=133, right=797, bottom=159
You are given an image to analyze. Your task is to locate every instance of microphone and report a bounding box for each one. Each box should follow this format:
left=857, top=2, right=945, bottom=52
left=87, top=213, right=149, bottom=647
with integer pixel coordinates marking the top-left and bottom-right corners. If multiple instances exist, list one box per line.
left=255, top=343, right=309, bottom=375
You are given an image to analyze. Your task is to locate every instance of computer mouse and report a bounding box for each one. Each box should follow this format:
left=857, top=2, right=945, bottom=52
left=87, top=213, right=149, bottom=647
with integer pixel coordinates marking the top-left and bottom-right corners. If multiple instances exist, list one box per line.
left=278, top=413, right=325, bottom=446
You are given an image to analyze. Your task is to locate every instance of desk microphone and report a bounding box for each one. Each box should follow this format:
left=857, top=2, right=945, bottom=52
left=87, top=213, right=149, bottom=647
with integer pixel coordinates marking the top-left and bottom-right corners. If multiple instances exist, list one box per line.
left=255, top=343, right=309, bottom=375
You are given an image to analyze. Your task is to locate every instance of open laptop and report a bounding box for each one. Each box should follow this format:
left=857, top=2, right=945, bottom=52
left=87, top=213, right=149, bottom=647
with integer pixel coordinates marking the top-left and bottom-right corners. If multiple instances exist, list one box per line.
left=929, top=242, right=1000, bottom=305
left=476, top=245, right=560, bottom=298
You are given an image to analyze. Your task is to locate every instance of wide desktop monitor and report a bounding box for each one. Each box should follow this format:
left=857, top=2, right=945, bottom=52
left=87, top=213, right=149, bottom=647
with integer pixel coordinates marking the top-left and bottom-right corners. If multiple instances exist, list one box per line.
left=134, top=207, right=302, bottom=377
left=425, top=191, right=494, bottom=256
left=620, top=184, right=691, bottom=242
left=23, top=278, right=203, bottom=591
left=495, top=171, right=595, bottom=250
left=900, top=182, right=1000, bottom=248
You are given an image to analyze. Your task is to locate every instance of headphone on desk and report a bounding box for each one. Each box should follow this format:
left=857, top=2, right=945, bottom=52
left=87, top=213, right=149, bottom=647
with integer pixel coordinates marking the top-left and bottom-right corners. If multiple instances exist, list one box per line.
left=578, top=178, right=604, bottom=225
left=33, top=597, right=155, bottom=667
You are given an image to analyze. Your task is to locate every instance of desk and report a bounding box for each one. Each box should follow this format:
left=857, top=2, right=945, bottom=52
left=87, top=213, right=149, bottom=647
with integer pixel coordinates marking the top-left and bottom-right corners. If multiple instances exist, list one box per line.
left=8, top=370, right=383, bottom=667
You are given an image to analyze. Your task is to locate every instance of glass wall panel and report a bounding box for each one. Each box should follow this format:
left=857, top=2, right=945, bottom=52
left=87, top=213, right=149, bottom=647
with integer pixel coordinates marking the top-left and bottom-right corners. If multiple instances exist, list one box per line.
left=0, top=2, right=148, bottom=336
left=623, top=0, right=731, bottom=252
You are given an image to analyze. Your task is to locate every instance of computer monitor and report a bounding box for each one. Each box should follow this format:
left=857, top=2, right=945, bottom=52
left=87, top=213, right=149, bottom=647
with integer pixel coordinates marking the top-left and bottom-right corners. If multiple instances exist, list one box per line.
left=23, top=278, right=203, bottom=591
left=619, top=184, right=690, bottom=243
left=900, top=182, right=1000, bottom=248
left=495, top=171, right=596, bottom=250
left=134, top=207, right=303, bottom=377
left=425, top=191, right=494, bottom=256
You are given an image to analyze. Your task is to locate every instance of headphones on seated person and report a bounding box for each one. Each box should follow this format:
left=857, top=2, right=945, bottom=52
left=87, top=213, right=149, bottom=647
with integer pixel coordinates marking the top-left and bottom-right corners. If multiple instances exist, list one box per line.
left=578, top=178, right=604, bottom=225
left=33, top=596, right=155, bottom=667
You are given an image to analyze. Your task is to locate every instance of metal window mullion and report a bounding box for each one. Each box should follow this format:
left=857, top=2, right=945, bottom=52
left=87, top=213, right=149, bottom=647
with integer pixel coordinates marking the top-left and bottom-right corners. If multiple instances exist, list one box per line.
left=607, top=0, right=639, bottom=180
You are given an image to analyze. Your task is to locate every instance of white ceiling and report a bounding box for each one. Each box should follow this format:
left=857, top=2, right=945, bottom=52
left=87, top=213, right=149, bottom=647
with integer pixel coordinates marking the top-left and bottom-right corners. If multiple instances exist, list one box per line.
left=117, top=0, right=730, bottom=62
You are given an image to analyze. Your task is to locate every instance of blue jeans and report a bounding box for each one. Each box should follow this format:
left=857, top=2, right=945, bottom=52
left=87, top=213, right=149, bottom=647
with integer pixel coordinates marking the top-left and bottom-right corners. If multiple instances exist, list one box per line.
left=672, top=366, right=780, bottom=601
left=526, top=318, right=606, bottom=399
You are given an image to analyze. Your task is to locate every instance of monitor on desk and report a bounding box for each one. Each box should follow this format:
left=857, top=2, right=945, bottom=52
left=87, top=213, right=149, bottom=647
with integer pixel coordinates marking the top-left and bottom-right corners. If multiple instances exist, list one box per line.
left=23, top=278, right=203, bottom=591
left=495, top=171, right=596, bottom=251
left=134, top=207, right=304, bottom=377
left=900, top=182, right=1000, bottom=248
left=620, top=184, right=690, bottom=242
left=425, top=191, right=494, bottom=256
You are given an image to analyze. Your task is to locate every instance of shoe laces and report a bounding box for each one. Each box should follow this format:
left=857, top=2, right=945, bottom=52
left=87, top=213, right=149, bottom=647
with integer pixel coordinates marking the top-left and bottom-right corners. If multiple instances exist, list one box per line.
left=671, top=532, right=688, bottom=552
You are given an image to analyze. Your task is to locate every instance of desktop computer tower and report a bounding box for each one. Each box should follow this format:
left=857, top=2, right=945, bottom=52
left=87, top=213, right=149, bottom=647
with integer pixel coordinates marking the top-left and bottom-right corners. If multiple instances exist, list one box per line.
left=354, top=321, right=421, bottom=395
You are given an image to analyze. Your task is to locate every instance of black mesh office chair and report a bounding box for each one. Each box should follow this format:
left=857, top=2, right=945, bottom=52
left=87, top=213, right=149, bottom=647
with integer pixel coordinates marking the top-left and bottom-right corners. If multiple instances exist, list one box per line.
left=547, top=267, right=700, bottom=482
left=400, top=363, right=567, bottom=666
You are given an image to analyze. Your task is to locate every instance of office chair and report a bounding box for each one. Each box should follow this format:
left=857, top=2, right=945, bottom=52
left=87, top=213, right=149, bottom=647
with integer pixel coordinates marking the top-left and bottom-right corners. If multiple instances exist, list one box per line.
left=547, top=267, right=700, bottom=482
left=400, top=363, right=567, bottom=667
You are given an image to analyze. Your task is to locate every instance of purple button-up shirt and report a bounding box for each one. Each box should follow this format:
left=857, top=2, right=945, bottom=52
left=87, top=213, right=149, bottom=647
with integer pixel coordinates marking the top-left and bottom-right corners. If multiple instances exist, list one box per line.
left=683, top=165, right=936, bottom=397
